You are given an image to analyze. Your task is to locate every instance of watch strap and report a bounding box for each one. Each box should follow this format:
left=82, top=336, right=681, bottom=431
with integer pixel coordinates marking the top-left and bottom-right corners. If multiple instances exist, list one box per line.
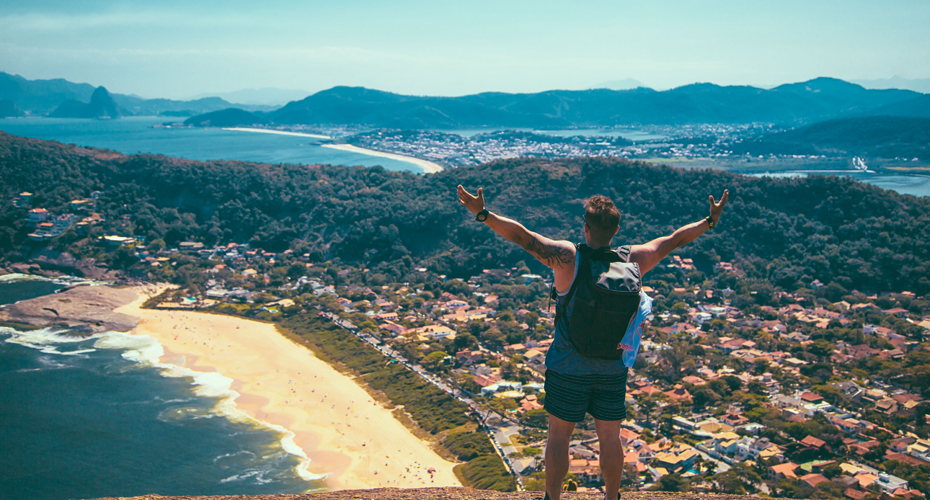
left=705, top=215, right=716, bottom=228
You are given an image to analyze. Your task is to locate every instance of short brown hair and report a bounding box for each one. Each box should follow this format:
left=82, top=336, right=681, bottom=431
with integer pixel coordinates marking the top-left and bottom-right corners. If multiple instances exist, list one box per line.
left=584, top=195, right=621, bottom=244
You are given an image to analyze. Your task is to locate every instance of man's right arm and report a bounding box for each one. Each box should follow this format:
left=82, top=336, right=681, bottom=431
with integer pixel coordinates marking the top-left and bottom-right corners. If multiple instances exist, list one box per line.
left=483, top=211, right=575, bottom=270
left=457, top=185, right=576, bottom=288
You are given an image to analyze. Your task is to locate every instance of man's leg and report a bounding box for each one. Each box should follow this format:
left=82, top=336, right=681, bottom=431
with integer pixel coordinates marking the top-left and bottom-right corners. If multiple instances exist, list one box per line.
left=545, top=413, right=576, bottom=500
left=594, top=418, right=624, bottom=500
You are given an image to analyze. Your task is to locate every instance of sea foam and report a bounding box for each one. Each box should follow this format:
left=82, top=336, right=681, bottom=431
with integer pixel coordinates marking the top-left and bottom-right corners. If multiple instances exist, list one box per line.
left=1, top=323, right=325, bottom=484
left=0, top=273, right=105, bottom=286
left=2, top=326, right=100, bottom=355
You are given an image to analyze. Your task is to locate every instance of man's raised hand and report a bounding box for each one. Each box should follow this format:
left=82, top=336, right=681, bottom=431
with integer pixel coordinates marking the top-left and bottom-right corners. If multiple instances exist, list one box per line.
left=457, top=185, right=485, bottom=216
left=709, top=189, right=729, bottom=224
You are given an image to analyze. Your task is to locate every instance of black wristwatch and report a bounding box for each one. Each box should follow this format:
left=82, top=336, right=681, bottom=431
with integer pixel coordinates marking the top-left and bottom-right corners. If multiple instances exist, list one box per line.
left=705, top=215, right=716, bottom=228
left=476, top=209, right=489, bottom=222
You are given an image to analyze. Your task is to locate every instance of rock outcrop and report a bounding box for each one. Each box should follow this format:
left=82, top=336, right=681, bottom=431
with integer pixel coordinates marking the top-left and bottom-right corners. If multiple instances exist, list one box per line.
left=50, top=86, right=122, bottom=118
left=0, top=284, right=139, bottom=333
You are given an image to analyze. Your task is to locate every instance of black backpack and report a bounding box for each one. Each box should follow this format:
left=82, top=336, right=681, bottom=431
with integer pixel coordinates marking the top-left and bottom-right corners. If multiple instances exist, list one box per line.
left=556, top=244, right=643, bottom=360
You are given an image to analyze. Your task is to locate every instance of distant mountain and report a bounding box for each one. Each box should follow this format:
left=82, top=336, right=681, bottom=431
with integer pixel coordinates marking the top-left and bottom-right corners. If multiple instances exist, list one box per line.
left=591, top=78, right=645, bottom=91
left=8, top=71, right=928, bottom=127
left=0, top=99, right=23, bottom=118
left=190, top=88, right=312, bottom=106
left=259, top=77, right=920, bottom=128
left=852, top=76, right=930, bottom=94
left=0, top=72, right=97, bottom=115
left=0, top=72, right=263, bottom=117
left=183, top=108, right=268, bottom=127
left=863, top=94, right=930, bottom=119
left=116, top=96, right=246, bottom=117
left=50, top=86, right=122, bottom=119
left=732, top=115, right=930, bottom=159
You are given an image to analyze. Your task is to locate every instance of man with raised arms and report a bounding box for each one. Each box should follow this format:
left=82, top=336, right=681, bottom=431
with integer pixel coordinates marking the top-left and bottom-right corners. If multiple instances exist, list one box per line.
left=457, top=185, right=728, bottom=500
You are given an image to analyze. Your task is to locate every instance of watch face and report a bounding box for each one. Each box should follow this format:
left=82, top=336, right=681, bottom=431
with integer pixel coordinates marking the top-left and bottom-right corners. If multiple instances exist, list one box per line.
left=477, top=211, right=488, bottom=222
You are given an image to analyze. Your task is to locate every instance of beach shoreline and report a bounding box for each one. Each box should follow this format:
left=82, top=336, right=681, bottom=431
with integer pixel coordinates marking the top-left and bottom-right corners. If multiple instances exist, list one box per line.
left=321, top=144, right=444, bottom=174
left=222, top=127, right=332, bottom=140
left=221, top=127, right=444, bottom=174
left=114, top=286, right=461, bottom=491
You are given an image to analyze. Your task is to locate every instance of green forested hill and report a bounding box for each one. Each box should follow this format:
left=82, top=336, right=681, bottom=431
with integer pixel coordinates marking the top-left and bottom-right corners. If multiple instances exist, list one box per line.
left=1, top=132, right=929, bottom=294
left=183, top=108, right=267, bottom=127
left=733, top=116, right=930, bottom=159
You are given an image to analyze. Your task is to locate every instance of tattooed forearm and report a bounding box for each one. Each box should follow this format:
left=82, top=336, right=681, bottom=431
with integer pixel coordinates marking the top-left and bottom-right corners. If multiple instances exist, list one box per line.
left=526, top=237, right=573, bottom=267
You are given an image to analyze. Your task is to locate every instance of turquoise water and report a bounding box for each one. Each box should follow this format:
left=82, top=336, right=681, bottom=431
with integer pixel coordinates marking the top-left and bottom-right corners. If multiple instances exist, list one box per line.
left=0, top=117, right=424, bottom=173
left=0, top=278, right=322, bottom=500
left=1, top=116, right=926, bottom=196
left=750, top=171, right=930, bottom=197
left=852, top=173, right=930, bottom=198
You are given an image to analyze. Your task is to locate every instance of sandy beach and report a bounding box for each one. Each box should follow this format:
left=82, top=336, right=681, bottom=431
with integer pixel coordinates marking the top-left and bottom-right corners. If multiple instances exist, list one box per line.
left=223, top=127, right=332, bottom=140
left=221, top=127, right=443, bottom=174
left=321, top=144, right=444, bottom=174
left=100, top=286, right=461, bottom=490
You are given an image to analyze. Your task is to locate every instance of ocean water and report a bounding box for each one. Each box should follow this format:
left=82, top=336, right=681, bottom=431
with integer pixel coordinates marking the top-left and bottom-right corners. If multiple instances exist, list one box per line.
left=0, top=116, right=424, bottom=173
left=0, top=280, right=322, bottom=500
left=0, top=277, right=63, bottom=306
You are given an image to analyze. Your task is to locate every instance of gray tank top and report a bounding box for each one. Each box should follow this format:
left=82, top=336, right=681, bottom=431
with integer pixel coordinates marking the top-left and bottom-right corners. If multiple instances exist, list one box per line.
left=544, top=249, right=630, bottom=375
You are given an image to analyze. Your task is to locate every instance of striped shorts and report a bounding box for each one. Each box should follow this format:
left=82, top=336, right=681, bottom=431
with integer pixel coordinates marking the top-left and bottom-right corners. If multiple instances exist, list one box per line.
left=543, top=369, right=628, bottom=423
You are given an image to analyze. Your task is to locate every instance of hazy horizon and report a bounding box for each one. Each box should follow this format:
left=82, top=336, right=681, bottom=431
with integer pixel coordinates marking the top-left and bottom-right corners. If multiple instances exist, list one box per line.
left=1, top=0, right=929, bottom=100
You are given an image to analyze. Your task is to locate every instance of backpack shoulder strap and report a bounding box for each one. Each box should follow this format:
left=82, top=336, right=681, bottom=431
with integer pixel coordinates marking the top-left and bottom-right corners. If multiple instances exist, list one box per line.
left=555, top=243, right=590, bottom=321
left=616, top=245, right=632, bottom=263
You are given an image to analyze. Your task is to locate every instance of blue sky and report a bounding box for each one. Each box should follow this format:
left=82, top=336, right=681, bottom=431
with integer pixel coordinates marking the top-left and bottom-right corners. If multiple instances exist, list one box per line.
left=1, top=0, right=928, bottom=99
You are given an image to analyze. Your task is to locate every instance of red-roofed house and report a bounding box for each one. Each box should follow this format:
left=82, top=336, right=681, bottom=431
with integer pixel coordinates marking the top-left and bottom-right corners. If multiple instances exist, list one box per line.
left=682, top=375, right=706, bottom=386
left=474, top=374, right=501, bottom=387
left=378, top=321, right=407, bottom=335
left=848, top=440, right=882, bottom=456
left=844, top=488, right=869, bottom=500
left=800, top=435, right=827, bottom=449
left=620, top=428, right=640, bottom=445
left=722, top=413, right=750, bottom=427
left=800, top=392, right=824, bottom=404
left=801, top=473, right=830, bottom=488
left=769, top=462, right=799, bottom=480
left=664, top=385, right=693, bottom=405
left=519, top=395, right=543, bottom=413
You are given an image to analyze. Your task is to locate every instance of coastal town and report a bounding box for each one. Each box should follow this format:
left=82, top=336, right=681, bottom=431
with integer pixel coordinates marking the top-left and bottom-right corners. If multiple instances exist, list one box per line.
left=336, top=125, right=766, bottom=170
left=11, top=191, right=930, bottom=498
left=151, top=242, right=930, bottom=498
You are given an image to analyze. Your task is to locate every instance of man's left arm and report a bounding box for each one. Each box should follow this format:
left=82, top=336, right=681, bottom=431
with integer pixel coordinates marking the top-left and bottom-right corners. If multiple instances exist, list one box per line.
left=631, top=190, right=729, bottom=275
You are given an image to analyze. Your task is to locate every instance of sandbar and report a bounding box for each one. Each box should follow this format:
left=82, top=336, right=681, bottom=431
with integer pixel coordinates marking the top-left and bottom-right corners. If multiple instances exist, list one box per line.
left=115, top=287, right=461, bottom=490
left=322, top=144, right=444, bottom=174
left=223, top=127, right=332, bottom=140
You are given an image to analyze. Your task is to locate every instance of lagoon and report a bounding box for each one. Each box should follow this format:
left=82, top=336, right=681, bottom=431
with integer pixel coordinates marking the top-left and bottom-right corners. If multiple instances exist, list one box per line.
left=750, top=171, right=930, bottom=197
